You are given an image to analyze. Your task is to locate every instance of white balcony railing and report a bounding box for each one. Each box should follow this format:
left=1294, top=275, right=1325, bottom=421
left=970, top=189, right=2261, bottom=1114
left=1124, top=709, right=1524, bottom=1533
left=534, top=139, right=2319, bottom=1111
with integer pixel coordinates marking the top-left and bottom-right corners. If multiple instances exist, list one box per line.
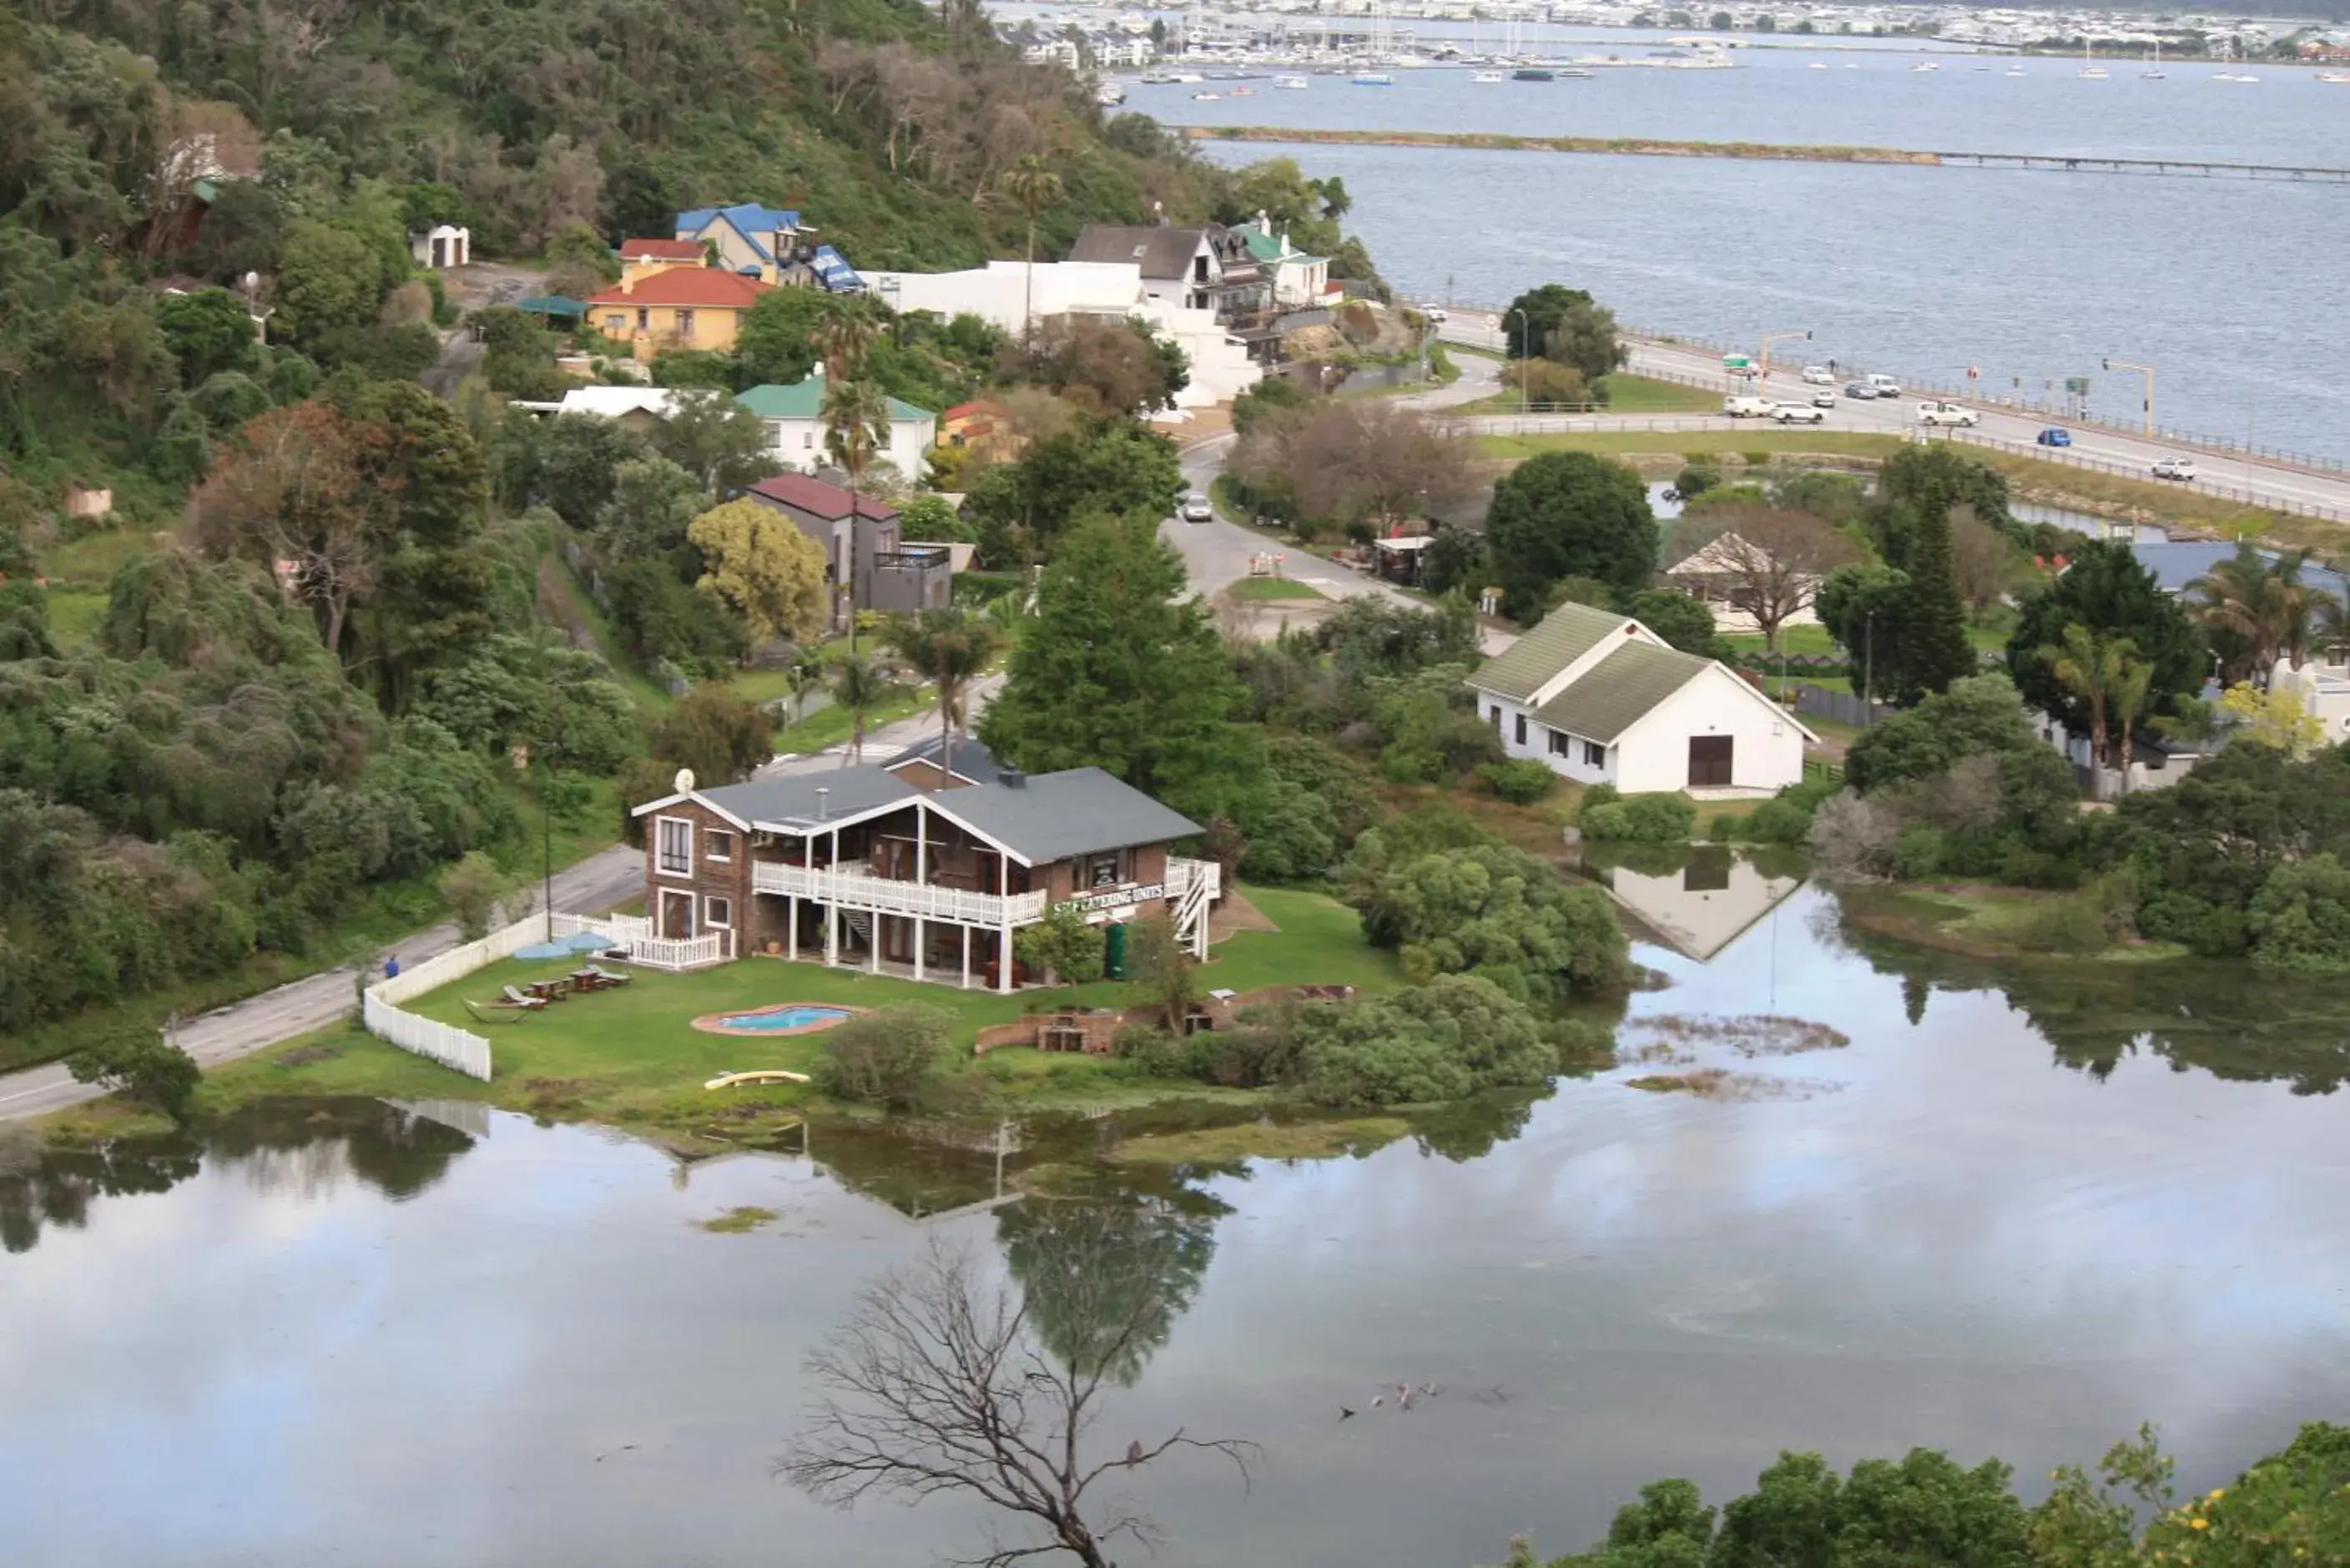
left=753, top=859, right=1049, bottom=927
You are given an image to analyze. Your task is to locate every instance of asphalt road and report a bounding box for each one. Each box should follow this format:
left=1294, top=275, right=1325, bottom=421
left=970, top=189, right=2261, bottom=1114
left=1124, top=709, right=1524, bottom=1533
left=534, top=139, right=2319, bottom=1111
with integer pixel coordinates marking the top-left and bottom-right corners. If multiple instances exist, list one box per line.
left=1159, top=358, right=1517, bottom=654
left=0, top=693, right=1002, bottom=1124
left=1441, top=310, right=2350, bottom=519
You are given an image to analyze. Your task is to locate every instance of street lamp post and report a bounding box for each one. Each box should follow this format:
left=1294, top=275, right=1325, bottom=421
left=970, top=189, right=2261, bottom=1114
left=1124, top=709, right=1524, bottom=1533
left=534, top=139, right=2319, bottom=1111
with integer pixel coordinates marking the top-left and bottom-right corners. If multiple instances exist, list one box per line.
left=1506, top=307, right=1531, bottom=411
left=2103, top=356, right=2156, bottom=439
left=1757, top=327, right=1811, bottom=395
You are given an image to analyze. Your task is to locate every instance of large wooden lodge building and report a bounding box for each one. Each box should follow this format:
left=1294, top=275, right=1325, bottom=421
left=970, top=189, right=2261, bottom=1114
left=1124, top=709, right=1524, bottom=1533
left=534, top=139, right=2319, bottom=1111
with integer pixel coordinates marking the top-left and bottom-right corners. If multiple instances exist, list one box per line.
left=628, top=738, right=1219, bottom=989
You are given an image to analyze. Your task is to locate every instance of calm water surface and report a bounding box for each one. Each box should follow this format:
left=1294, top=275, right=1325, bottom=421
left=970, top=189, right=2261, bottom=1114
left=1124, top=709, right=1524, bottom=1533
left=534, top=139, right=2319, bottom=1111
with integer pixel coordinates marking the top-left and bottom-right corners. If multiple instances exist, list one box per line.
left=1155, top=43, right=2350, bottom=456
left=7, top=881, right=2349, bottom=1567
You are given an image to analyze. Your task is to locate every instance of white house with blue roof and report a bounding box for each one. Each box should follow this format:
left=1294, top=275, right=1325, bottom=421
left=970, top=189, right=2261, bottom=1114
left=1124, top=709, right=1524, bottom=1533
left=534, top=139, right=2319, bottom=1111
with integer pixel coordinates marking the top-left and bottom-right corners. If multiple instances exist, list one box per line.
left=673, top=203, right=862, bottom=290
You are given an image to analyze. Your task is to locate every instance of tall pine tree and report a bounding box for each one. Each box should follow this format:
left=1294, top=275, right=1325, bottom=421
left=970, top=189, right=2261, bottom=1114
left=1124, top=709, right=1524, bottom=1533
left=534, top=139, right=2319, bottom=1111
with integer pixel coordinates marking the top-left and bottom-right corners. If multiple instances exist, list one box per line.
left=1894, top=502, right=1977, bottom=700
left=976, top=515, right=1262, bottom=820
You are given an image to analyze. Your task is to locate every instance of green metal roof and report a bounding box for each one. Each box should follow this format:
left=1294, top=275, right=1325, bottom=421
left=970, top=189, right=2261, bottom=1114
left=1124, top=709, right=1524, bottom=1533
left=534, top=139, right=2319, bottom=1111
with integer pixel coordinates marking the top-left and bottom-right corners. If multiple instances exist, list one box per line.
left=516, top=294, right=587, bottom=318
left=1467, top=602, right=1634, bottom=702
left=1533, top=641, right=1709, bottom=744
left=737, top=380, right=934, bottom=422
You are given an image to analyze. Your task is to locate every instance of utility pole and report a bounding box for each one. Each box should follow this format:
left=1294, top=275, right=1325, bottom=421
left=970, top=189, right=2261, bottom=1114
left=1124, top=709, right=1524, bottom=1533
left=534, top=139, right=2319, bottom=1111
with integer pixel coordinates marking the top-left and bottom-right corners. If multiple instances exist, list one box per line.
left=1757, top=327, right=1811, bottom=395
left=2103, top=356, right=2155, bottom=438
left=1507, top=307, right=1530, bottom=411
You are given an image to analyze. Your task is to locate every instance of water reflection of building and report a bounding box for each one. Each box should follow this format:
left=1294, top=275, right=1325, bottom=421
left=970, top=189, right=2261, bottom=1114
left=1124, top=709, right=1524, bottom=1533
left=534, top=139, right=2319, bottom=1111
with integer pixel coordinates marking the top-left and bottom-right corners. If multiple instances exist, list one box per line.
left=1587, top=847, right=1806, bottom=961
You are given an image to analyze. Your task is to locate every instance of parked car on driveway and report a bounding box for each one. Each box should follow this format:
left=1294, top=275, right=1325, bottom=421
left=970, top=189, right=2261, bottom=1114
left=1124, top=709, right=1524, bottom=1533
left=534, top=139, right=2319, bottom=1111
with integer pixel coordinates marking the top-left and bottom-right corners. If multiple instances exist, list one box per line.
left=2151, top=455, right=2198, bottom=481
left=2035, top=426, right=2073, bottom=446
left=1772, top=401, right=1828, bottom=424
left=1843, top=381, right=1878, bottom=400
left=1801, top=365, right=1835, bottom=386
left=1180, top=492, right=1214, bottom=521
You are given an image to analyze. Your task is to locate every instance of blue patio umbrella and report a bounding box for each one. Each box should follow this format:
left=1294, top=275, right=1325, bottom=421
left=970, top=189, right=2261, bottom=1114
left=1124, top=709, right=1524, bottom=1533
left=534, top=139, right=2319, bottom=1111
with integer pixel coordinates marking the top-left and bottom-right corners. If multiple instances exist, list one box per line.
left=513, top=930, right=618, bottom=960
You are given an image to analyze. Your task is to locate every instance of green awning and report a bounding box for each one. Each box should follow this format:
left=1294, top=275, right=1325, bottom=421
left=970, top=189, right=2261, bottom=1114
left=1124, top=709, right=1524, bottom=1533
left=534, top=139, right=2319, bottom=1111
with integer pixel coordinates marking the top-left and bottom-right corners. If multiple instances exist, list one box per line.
left=516, top=295, right=588, bottom=319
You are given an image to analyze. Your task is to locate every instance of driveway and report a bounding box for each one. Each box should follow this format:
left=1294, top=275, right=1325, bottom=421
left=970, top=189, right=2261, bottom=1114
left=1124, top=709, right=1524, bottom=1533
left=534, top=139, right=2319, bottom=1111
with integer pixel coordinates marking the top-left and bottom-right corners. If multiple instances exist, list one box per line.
left=0, top=695, right=1005, bottom=1125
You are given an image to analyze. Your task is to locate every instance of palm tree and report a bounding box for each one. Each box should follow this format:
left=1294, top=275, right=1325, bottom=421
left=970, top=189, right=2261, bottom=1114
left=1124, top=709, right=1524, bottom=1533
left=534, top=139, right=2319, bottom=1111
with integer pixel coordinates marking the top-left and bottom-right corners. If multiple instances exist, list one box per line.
left=821, top=373, right=890, bottom=652
left=2184, top=544, right=2316, bottom=687
left=888, top=608, right=1004, bottom=776
left=784, top=645, right=827, bottom=725
left=830, top=653, right=894, bottom=767
left=2106, top=648, right=2156, bottom=791
left=2039, top=623, right=2138, bottom=778
left=1001, top=155, right=1063, bottom=347
left=2314, top=589, right=2350, bottom=667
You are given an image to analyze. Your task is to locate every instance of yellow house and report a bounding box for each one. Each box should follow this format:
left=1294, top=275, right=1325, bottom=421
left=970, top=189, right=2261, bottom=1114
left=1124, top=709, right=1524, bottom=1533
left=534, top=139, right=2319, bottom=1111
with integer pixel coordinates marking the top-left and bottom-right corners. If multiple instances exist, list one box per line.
left=585, top=269, right=772, bottom=362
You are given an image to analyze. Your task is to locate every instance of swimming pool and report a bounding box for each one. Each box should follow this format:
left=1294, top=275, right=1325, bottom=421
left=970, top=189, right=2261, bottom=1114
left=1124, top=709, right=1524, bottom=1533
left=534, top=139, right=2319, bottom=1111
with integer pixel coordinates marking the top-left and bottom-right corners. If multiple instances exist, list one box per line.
left=693, top=1004, right=855, bottom=1036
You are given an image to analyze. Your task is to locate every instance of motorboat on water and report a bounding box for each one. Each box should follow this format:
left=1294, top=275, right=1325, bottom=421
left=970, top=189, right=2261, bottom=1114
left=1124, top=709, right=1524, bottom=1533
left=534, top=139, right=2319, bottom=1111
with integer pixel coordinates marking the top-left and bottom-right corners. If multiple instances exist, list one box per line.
left=1808, top=62, right=1828, bottom=69
left=1274, top=74, right=1310, bottom=88
left=1228, top=86, right=1254, bottom=96
left=1910, top=61, right=1939, bottom=72
left=1558, top=67, right=1595, bottom=78
left=2320, top=71, right=2350, bottom=83
left=1191, top=91, right=1222, bottom=100
left=1470, top=69, right=1505, bottom=83
left=1351, top=71, right=1394, bottom=85
left=1512, top=67, right=1554, bottom=81
left=1096, top=81, right=1126, bottom=106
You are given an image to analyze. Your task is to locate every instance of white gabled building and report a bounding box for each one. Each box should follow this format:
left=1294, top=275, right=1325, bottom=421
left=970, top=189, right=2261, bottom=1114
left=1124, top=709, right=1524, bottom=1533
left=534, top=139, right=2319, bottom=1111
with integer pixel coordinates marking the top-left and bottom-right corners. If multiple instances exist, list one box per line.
left=1466, top=602, right=1815, bottom=795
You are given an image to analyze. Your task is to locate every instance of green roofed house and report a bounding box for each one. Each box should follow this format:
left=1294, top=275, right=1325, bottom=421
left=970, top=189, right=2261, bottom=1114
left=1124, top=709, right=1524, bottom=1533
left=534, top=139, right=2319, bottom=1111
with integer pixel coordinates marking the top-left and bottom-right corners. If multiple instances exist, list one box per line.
left=1466, top=602, right=1815, bottom=794
left=737, top=370, right=937, bottom=484
left=1229, top=213, right=1332, bottom=308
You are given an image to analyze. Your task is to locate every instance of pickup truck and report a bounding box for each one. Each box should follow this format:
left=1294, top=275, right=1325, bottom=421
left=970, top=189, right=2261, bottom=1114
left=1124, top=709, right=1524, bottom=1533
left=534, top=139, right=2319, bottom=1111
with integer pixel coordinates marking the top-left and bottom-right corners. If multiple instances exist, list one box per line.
left=1722, top=395, right=1774, bottom=418
left=1915, top=401, right=1979, bottom=428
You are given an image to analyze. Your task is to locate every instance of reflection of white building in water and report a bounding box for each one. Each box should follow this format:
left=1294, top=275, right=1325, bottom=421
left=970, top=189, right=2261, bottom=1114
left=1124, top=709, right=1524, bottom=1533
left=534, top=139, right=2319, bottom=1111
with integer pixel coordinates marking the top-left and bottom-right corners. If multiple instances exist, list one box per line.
left=1588, top=848, right=1805, bottom=962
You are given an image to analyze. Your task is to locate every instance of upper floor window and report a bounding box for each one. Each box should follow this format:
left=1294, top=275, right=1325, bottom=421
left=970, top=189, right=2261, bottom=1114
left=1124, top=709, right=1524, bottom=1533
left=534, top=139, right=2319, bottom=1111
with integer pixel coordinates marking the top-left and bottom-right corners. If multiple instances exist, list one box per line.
left=1088, top=850, right=1124, bottom=889
left=656, top=817, right=692, bottom=876
left=706, top=829, right=734, bottom=863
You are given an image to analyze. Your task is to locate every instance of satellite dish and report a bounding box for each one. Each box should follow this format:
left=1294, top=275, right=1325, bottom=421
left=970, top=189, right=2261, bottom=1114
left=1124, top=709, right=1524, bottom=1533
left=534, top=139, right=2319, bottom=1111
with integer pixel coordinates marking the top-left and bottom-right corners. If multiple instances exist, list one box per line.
left=674, top=768, right=696, bottom=794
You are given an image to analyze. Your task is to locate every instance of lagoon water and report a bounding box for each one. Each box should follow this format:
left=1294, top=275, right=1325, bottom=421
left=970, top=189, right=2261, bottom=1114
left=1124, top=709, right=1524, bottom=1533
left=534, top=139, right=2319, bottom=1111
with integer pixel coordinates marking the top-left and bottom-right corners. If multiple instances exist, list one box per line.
left=1149, top=42, right=2350, bottom=457
left=8, top=880, right=2348, bottom=1567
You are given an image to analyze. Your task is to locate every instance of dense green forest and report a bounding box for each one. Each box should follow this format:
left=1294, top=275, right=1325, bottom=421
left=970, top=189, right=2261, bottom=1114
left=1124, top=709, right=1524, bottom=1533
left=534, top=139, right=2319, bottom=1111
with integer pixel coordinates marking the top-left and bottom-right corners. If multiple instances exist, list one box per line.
left=0, top=0, right=1340, bottom=1061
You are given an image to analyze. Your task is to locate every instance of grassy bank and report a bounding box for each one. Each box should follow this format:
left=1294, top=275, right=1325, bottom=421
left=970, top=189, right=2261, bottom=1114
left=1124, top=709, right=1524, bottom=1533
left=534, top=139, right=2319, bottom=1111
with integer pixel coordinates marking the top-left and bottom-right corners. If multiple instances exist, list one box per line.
left=55, top=886, right=1404, bottom=1144
left=1480, top=430, right=1907, bottom=461
left=1227, top=575, right=1328, bottom=602
left=1186, top=125, right=1944, bottom=167
left=1457, top=374, right=1717, bottom=417
left=1841, top=883, right=2185, bottom=964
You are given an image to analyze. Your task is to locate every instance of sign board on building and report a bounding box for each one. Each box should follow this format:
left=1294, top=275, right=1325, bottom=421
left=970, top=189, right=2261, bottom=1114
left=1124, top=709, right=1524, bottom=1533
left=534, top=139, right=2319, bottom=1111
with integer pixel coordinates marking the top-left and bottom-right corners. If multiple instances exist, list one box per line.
left=1068, top=882, right=1164, bottom=914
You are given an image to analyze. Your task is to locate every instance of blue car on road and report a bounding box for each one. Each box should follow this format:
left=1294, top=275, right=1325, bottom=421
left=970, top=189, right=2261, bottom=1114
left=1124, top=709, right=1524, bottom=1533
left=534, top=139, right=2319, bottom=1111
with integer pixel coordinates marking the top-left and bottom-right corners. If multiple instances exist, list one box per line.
left=2036, top=427, right=2073, bottom=447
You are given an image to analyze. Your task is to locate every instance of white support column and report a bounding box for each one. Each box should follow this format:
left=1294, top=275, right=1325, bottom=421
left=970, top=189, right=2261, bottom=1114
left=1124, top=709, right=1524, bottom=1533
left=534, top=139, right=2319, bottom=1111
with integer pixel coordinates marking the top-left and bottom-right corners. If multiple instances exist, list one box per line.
left=961, top=925, right=971, bottom=990
left=825, top=900, right=837, bottom=966
left=787, top=895, right=798, bottom=962
left=914, top=916, right=925, bottom=983
left=996, top=920, right=1012, bottom=994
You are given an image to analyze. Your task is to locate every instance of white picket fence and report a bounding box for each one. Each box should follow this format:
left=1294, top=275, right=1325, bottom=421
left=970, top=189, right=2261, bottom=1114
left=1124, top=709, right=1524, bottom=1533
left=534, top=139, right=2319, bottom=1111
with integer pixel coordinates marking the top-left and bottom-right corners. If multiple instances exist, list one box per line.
left=362, top=911, right=636, bottom=1082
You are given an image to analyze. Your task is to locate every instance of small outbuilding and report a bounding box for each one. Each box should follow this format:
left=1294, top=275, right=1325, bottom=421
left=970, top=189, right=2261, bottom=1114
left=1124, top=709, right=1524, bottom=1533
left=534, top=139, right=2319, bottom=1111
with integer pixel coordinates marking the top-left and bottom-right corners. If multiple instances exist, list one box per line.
left=409, top=224, right=470, bottom=269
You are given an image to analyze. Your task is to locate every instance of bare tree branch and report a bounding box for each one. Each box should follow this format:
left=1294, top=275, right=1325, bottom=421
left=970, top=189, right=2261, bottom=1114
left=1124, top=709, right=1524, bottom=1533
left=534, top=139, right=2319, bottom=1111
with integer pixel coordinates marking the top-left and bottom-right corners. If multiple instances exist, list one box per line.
left=779, top=1240, right=1256, bottom=1568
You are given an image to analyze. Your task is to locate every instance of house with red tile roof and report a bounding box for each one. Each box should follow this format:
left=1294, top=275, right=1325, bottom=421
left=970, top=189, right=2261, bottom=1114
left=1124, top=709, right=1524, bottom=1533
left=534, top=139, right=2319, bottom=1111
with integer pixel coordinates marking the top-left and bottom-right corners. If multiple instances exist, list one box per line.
left=618, top=236, right=711, bottom=284
left=584, top=268, right=771, bottom=361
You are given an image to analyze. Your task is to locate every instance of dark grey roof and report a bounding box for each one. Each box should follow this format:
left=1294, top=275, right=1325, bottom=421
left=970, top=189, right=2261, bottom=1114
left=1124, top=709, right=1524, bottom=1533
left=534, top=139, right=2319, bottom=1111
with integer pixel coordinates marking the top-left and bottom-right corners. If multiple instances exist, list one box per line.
left=938, top=767, right=1202, bottom=864
left=698, top=768, right=920, bottom=831
left=890, top=732, right=1001, bottom=781
left=1068, top=224, right=1207, bottom=281
left=2133, top=540, right=2350, bottom=603
left=693, top=754, right=1198, bottom=862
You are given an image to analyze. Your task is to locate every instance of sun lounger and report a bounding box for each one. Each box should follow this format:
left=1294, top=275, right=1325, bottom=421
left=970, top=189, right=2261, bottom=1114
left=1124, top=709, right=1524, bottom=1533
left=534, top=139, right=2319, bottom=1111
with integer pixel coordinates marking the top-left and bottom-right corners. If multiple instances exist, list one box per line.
left=586, top=964, right=634, bottom=986
left=501, top=985, right=549, bottom=1010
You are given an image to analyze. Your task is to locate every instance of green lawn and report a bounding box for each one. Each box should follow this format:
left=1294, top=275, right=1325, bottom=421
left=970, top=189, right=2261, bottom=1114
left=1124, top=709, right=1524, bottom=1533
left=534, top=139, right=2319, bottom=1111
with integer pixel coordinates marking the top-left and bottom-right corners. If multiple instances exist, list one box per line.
left=1452, top=373, right=1718, bottom=419
left=1226, top=576, right=1327, bottom=602
left=186, top=885, right=1399, bottom=1135
left=42, top=587, right=107, bottom=649
left=772, top=683, right=935, bottom=754
left=1480, top=431, right=1906, bottom=461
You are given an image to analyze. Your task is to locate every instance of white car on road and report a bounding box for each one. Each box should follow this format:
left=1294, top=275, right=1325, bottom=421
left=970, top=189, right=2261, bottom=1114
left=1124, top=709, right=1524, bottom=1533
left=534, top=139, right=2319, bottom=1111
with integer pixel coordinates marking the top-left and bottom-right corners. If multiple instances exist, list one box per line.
left=1722, top=395, right=1775, bottom=418
left=1772, top=401, right=1828, bottom=424
left=1179, top=492, right=1214, bottom=522
left=1915, top=401, right=1980, bottom=428
left=1800, top=365, right=1835, bottom=386
left=2151, top=455, right=2198, bottom=481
